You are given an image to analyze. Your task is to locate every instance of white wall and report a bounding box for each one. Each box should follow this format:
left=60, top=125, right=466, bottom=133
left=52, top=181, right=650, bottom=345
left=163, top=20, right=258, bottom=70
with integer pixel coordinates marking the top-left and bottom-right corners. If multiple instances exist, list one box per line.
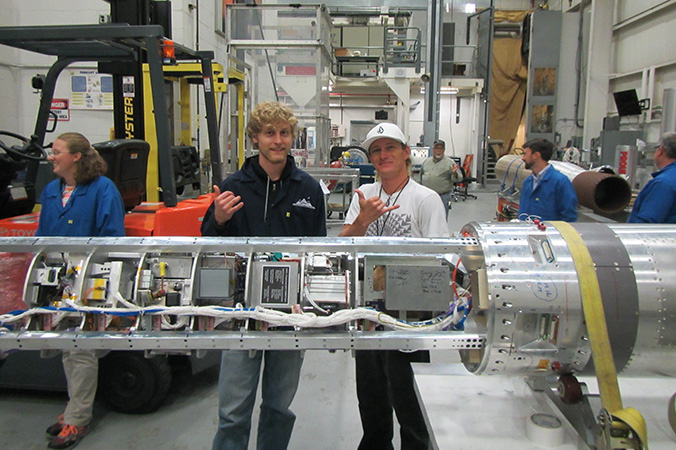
left=610, top=0, right=676, bottom=142
left=410, top=92, right=475, bottom=159
left=0, top=0, right=112, bottom=143
left=170, top=0, right=229, bottom=156
left=526, top=1, right=676, bottom=149
left=616, top=0, right=669, bottom=20
left=554, top=10, right=583, bottom=149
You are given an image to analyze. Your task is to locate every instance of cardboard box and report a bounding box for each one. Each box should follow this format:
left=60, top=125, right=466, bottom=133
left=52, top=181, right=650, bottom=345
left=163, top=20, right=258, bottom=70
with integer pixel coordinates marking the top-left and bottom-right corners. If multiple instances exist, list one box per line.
left=334, top=48, right=349, bottom=57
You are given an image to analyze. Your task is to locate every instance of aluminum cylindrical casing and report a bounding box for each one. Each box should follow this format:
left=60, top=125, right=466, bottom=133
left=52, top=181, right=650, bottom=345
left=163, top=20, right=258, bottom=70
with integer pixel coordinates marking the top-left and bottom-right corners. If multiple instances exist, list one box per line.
left=461, top=221, right=676, bottom=378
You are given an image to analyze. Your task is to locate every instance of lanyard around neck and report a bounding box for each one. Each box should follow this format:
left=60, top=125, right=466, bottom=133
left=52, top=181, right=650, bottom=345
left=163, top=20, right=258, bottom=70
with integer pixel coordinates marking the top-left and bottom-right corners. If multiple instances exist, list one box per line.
left=376, top=177, right=410, bottom=236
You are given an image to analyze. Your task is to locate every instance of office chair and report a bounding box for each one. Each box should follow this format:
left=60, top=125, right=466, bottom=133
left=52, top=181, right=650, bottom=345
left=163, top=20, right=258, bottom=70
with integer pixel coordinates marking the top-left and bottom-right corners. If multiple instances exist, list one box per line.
left=450, top=187, right=461, bottom=203
left=453, top=166, right=477, bottom=200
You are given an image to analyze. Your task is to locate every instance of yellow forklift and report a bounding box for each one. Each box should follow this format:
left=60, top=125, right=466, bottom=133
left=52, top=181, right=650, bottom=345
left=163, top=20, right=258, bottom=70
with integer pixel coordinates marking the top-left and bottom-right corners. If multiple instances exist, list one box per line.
left=0, top=20, right=244, bottom=413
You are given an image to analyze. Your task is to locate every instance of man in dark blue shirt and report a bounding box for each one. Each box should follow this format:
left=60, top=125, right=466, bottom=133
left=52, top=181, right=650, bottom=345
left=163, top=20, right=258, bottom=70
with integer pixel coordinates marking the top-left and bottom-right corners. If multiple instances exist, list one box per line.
left=628, top=131, right=676, bottom=223
left=518, top=138, right=578, bottom=222
left=202, top=101, right=326, bottom=450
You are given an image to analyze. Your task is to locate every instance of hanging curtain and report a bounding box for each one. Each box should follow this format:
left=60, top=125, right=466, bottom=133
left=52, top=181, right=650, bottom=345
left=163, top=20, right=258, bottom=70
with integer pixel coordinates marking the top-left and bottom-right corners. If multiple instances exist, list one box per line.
left=489, top=11, right=529, bottom=157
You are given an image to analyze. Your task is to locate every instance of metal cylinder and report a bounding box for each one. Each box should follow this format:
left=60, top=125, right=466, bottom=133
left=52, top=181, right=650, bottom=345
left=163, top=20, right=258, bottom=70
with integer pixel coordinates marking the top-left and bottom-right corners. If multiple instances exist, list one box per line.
left=460, top=221, right=676, bottom=378
left=569, top=171, right=632, bottom=215
left=494, top=154, right=529, bottom=192
left=495, top=154, right=632, bottom=215
left=2, top=225, right=676, bottom=380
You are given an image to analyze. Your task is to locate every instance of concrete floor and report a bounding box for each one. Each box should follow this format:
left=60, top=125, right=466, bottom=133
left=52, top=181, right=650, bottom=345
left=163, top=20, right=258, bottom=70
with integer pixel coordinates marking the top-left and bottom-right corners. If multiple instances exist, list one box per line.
left=0, top=350, right=364, bottom=450
left=0, top=187, right=500, bottom=450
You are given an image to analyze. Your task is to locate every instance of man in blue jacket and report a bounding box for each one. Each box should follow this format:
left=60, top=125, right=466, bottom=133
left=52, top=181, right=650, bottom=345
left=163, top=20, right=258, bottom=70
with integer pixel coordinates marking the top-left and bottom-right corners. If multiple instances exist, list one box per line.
left=518, top=138, right=578, bottom=222
left=202, top=102, right=326, bottom=450
left=628, top=131, right=676, bottom=223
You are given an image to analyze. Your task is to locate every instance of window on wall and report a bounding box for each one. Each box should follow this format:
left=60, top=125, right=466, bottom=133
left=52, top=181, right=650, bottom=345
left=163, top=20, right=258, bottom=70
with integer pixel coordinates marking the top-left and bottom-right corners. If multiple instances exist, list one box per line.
left=215, top=0, right=234, bottom=36
left=216, top=0, right=258, bottom=36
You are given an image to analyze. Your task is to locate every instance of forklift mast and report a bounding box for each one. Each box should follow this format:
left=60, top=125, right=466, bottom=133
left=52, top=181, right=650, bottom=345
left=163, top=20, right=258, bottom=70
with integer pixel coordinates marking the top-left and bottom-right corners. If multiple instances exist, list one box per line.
left=102, top=0, right=225, bottom=196
left=102, top=0, right=171, bottom=145
left=0, top=23, right=224, bottom=208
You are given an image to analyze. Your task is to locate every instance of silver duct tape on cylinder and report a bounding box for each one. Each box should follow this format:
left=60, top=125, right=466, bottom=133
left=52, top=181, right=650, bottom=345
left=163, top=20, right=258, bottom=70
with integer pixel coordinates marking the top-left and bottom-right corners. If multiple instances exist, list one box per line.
left=495, top=154, right=632, bottom=215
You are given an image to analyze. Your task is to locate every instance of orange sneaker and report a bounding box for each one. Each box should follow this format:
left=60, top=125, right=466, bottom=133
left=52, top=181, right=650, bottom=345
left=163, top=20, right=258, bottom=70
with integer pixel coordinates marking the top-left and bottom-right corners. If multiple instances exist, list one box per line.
left=45, top=414, right=65, bottom=437
left=48, top=424, right=89, bottom=449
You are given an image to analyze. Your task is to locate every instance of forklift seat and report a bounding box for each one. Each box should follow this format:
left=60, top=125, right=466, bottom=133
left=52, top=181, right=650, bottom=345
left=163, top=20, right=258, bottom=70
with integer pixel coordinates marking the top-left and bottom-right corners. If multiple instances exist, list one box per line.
left=94, top=139, right=150, bottom=211
left=170, top=145, right=201, bottom=195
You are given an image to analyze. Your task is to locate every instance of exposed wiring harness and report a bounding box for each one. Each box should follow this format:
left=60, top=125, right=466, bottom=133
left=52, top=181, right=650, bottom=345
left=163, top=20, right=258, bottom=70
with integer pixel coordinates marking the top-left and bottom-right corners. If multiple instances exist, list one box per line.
left=0, top=301, right=467, bottom=333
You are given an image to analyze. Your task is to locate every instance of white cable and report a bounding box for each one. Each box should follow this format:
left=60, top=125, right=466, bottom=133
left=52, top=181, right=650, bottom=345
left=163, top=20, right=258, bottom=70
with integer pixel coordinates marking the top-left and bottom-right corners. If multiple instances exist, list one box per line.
left=1, top=304, right=465, bottom=332
left=114, top=292, right=139, bottom=309
left=303, top=287, right=330, bottom=315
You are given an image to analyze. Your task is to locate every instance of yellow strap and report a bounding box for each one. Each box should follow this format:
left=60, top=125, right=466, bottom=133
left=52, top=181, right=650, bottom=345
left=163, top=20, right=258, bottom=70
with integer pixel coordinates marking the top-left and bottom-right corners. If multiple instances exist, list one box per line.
left=551, top=221, right=623, bottom=412
left=552, top=222, right=649, bottom=448
left=614, top=407, right=649, bottom=448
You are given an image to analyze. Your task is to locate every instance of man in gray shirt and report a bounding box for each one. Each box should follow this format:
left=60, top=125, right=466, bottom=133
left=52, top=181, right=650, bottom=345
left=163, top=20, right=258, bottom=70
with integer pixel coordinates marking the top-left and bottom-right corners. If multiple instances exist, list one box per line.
left=420, top=139, right=462, bottom=218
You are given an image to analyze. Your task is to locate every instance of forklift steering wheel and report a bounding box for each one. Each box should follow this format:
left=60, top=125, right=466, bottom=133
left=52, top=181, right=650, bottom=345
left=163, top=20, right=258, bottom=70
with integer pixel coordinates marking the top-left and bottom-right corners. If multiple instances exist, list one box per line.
left=0, top=131, right=47, bottom=161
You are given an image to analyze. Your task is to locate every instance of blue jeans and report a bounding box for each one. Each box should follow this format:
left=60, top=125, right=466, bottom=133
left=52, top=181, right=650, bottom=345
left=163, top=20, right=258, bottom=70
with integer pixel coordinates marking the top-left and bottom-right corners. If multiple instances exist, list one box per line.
left=212, top=350, right=303, bottom=450
left=439, top=191, right=451, bottom=220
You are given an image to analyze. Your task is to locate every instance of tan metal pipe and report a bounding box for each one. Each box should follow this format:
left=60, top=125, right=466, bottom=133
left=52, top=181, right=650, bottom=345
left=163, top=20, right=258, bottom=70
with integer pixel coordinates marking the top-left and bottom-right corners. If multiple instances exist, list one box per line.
left=495, top=154, right=632, bottom=215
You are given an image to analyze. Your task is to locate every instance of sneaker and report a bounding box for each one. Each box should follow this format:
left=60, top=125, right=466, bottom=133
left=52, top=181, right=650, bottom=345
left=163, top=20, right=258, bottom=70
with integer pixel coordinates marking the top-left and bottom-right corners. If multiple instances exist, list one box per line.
left=45, top=414, right=65, bottom=437
left=48, top=424, right=89, bottom=449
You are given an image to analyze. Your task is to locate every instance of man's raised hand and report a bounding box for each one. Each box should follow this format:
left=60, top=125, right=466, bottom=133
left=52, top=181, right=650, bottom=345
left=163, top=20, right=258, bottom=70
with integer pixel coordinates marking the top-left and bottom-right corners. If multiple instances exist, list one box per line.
left=212, top=185, right=244, bottom=225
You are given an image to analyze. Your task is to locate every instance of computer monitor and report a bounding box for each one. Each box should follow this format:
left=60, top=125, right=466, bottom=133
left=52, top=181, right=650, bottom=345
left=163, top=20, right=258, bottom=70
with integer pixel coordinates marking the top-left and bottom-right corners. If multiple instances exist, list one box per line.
left=613, top=89, right=642, bottom=116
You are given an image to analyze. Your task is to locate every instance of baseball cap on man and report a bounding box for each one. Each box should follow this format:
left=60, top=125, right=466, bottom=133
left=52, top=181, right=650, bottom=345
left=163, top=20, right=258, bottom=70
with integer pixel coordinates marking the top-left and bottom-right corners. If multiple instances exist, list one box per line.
left=362, top=123, right=408, bottom=151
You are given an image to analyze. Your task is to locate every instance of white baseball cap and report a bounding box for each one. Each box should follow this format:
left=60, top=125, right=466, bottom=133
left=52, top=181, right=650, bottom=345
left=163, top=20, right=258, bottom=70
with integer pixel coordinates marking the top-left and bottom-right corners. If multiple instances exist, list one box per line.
left=362, top=123, right=408, bottom=151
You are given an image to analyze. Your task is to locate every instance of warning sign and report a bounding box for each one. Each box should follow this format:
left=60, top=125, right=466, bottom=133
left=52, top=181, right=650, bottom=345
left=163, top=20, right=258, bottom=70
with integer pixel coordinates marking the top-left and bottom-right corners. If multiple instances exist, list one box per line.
left=50, top=98, right=70, bottom=121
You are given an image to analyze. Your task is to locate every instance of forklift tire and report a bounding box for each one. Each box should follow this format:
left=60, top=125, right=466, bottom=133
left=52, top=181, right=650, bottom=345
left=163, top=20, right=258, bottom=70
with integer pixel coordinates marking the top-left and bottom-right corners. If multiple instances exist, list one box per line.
left=98, top=352, right=172, bottom=414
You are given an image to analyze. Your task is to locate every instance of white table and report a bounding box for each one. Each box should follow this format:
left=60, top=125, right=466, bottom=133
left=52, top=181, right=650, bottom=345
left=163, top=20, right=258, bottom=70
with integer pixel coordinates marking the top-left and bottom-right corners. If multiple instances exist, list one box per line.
left=414, top=362, right=676, bottom=449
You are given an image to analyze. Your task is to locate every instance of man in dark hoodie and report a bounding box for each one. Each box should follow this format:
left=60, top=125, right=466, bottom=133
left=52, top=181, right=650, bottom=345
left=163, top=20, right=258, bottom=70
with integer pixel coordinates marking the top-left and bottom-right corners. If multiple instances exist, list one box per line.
left=202, top=101, right=326, bottom=450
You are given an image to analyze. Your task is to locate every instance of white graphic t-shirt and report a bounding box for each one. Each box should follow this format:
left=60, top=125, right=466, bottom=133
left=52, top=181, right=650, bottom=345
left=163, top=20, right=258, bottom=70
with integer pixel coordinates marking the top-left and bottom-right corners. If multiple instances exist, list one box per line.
left=344, top=178, right=449, bottom=238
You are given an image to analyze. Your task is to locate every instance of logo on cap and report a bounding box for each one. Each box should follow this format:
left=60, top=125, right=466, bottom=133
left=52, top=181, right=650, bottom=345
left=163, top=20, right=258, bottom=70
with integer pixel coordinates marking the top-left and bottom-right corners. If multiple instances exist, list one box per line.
left=377, top=126, right=384, bottom=134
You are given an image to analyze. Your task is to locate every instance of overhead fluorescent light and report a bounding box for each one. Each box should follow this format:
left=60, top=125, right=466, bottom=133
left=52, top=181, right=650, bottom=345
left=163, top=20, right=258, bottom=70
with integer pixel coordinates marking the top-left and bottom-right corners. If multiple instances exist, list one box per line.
left=419, top=87, right=459, bottom=95
left=441, top=87, right=459, bottom=94
left=465, top=3, right=476, bottom=14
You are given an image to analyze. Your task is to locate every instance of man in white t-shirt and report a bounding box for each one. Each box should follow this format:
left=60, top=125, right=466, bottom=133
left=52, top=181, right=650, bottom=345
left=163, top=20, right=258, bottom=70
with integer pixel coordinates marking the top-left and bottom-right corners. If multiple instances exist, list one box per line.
left=339, top=122, right=448, bottom=449
left=340, top=123, right=448, bottom=238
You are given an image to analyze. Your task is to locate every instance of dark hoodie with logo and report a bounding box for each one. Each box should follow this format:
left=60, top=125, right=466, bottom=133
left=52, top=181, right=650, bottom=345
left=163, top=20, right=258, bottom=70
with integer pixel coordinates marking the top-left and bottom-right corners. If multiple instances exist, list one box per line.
left=201, top=155, right=326, bottom=237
